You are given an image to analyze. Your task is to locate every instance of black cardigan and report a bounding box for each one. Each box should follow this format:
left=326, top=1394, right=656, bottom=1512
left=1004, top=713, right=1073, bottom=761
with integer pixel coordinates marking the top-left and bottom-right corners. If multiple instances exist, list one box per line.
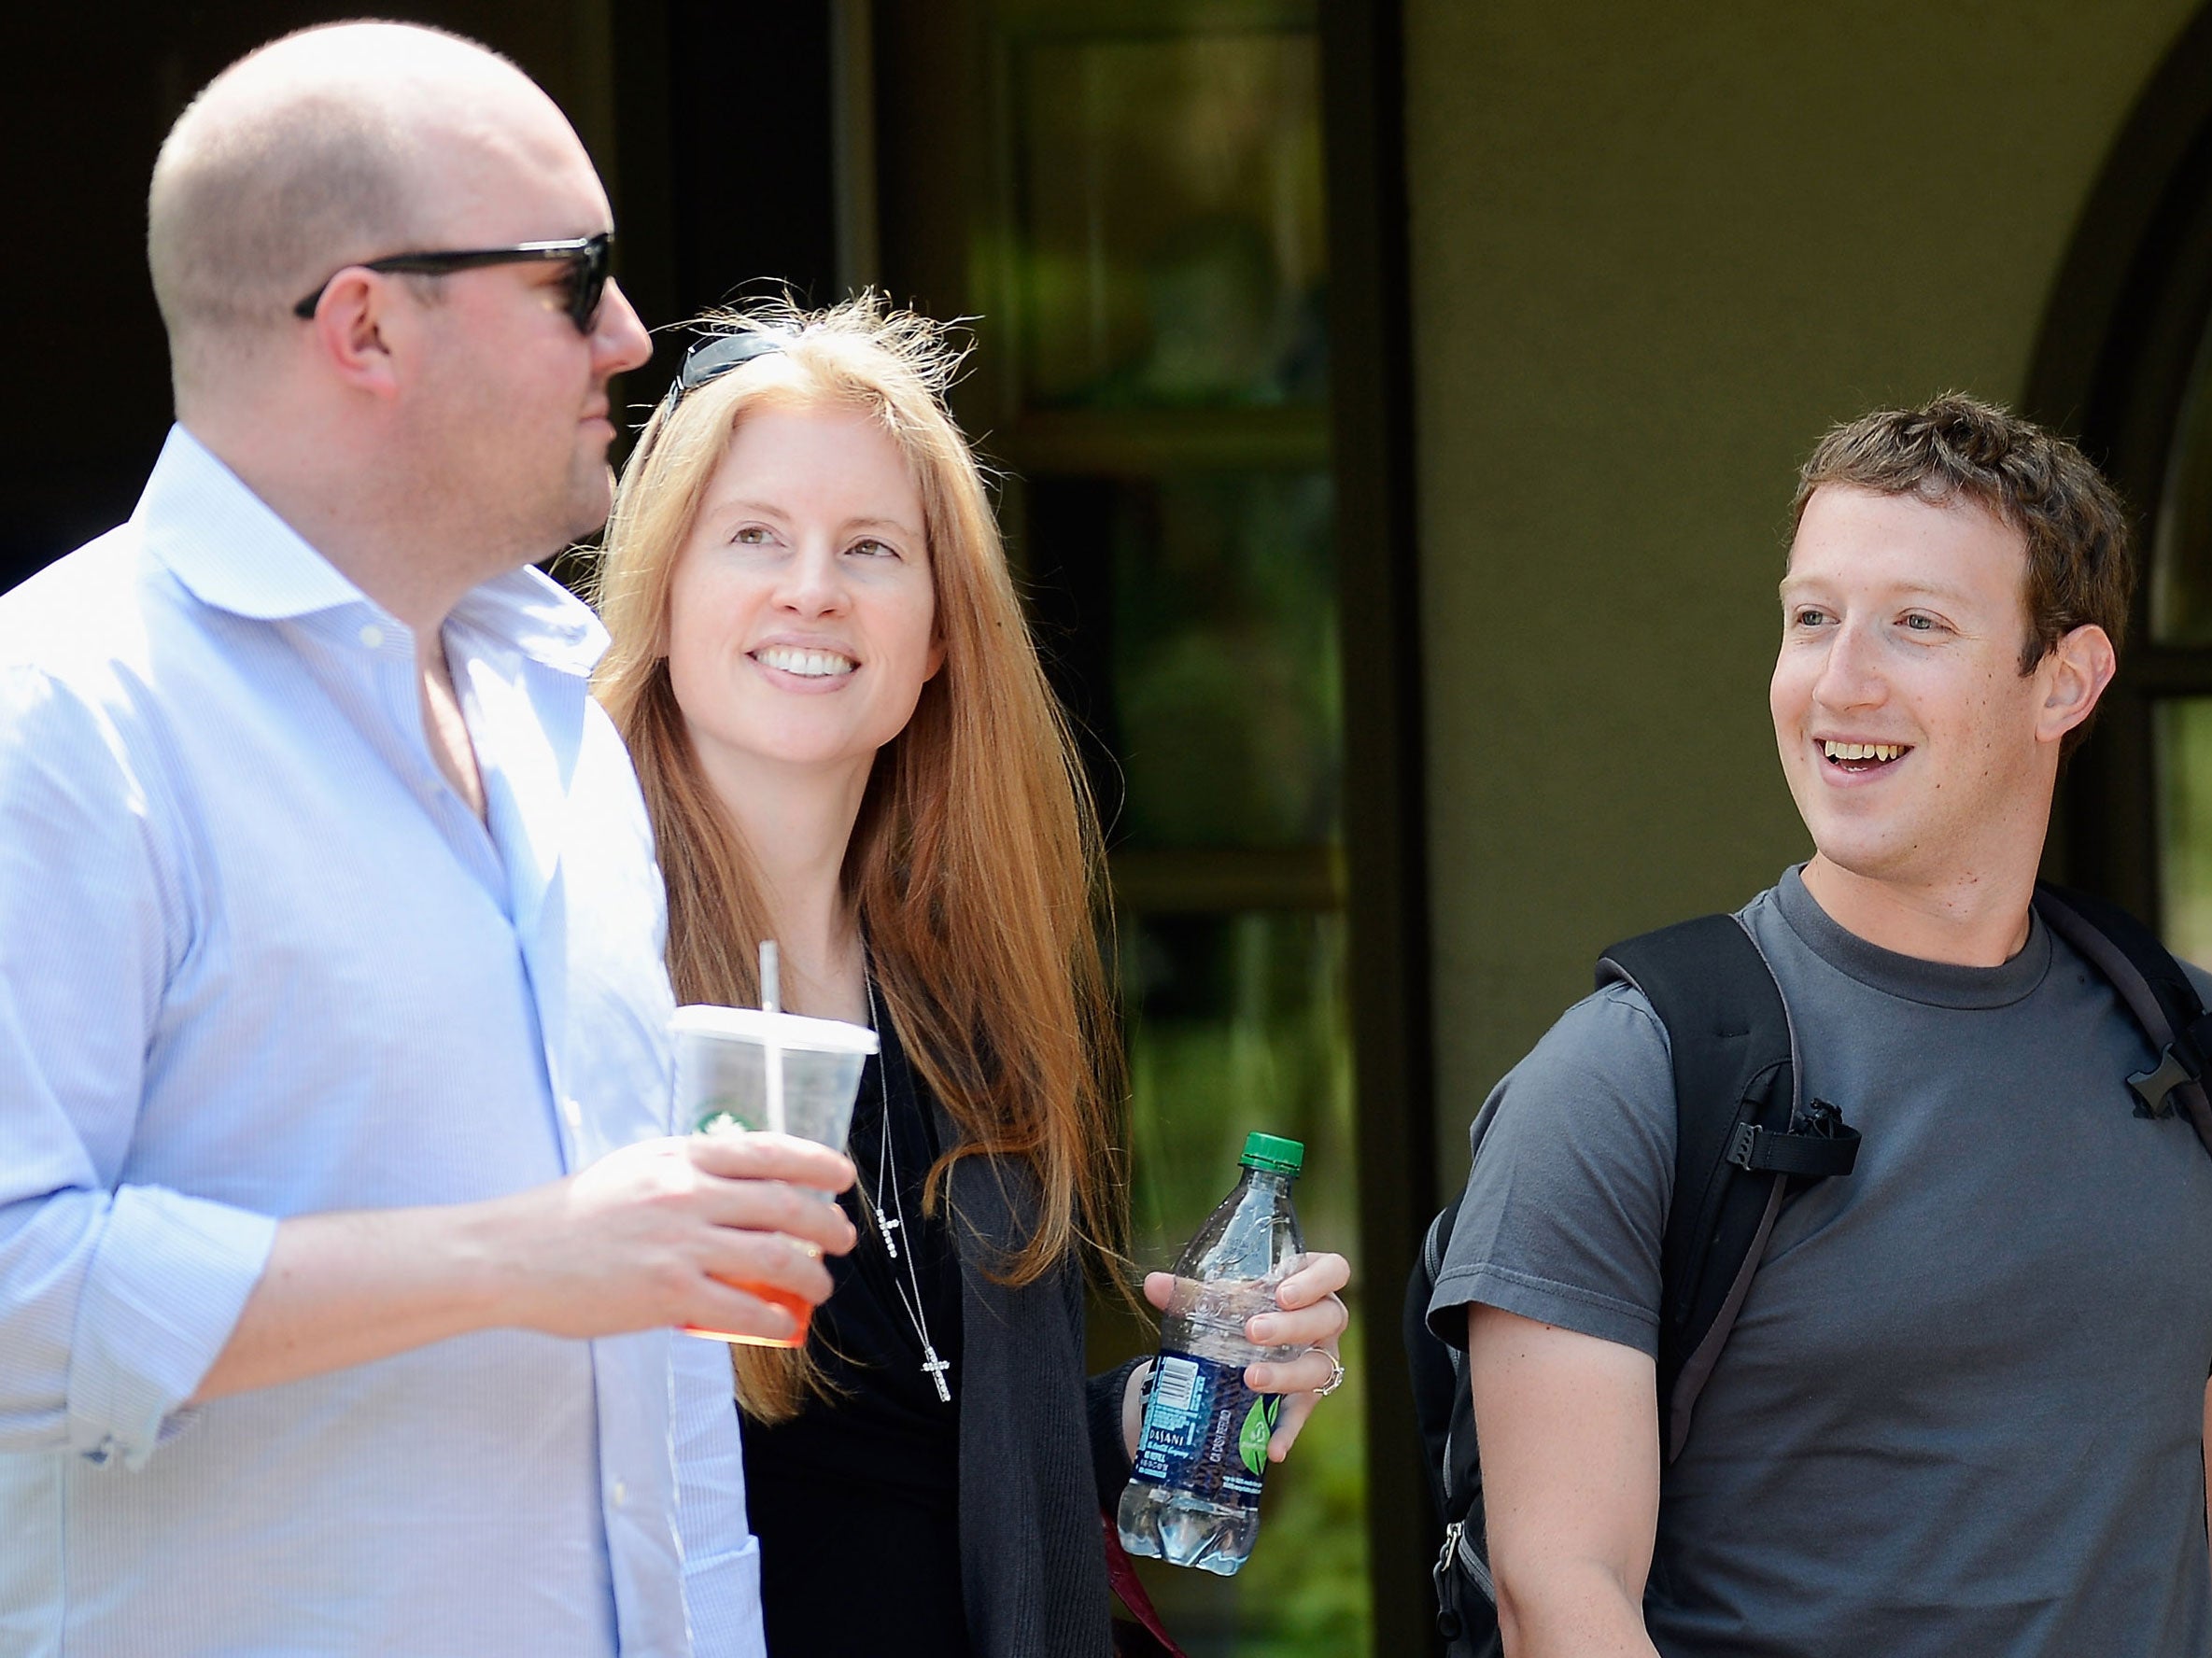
left=935, top=1091, right=1144, bottom=1658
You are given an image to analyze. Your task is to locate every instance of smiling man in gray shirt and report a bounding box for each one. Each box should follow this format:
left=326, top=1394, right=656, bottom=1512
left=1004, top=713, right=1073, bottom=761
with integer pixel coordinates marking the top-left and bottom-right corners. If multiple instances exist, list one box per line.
left=1428, top=395, right=2212, bottom=1657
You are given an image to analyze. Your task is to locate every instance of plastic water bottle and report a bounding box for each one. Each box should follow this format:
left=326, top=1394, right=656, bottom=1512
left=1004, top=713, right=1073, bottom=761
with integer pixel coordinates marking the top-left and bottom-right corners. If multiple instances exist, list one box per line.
left=1117, top=1131, right=1306, bottom=1576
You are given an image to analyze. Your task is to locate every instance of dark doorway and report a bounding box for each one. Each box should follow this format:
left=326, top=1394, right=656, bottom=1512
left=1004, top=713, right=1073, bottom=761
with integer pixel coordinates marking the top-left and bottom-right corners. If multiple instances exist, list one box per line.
left=4, top=0, right=840, bottom=591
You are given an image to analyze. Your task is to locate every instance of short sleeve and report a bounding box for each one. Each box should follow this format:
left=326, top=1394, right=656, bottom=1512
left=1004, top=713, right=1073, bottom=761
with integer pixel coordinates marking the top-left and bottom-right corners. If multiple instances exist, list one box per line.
left=1424, top=982, right=1676, bottom=1357
left=2183, top=959, right=2212, bottom=1010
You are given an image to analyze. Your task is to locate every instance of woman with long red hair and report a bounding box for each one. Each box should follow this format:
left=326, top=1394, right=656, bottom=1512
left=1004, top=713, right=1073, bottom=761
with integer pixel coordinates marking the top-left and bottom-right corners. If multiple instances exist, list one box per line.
left=593, top=298, right=1349, bottom=1658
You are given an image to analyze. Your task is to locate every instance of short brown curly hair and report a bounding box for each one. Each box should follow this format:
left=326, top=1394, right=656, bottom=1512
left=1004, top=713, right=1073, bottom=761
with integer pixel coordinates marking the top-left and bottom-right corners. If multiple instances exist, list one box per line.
left=1791, top=393, right=2136, bottom=674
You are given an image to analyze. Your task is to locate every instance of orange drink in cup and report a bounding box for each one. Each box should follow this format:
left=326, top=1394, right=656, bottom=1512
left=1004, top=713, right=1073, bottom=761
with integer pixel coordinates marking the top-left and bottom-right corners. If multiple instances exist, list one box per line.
left=691, top=1285, right=818, bottom=1350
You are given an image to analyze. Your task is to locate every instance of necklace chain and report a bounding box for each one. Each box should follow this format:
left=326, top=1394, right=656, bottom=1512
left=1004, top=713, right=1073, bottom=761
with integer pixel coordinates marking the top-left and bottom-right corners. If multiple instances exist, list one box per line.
left=859, top=977, right=951, bottom=1404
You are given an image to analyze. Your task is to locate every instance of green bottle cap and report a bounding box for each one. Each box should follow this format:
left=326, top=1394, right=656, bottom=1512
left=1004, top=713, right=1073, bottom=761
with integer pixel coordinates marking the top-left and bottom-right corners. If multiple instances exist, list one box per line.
left=1240, top=1131, right=1304, bottom=1176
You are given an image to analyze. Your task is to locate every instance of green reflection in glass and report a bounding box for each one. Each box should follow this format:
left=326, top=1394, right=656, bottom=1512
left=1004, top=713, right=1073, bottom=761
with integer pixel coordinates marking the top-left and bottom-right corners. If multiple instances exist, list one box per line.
left=2158, top=698, right=2212, bottom=961
left=1117, top=909, right=1370, bottom=1658
left=1013, top=32, right=1327, bottom=411
left=1113, top=471, right=1340, bottom=850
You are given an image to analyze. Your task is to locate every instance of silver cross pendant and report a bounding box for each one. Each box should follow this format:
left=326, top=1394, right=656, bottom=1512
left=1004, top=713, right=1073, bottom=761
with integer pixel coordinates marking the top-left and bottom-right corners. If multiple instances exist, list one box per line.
left=921, top=1343, right=951, bottom=1403
left=874, top=1212, right=902, bottom=1260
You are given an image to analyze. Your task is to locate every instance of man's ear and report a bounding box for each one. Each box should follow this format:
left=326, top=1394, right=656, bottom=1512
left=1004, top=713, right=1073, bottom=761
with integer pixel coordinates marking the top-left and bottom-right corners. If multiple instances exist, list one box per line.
left=303, top=272, right=403, bottom=400
left=2036, top=623, right=2118, bottom=746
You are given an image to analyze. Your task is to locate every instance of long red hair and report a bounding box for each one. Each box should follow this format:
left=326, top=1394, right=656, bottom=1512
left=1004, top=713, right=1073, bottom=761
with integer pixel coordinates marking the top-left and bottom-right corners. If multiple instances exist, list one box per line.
left=591, top=297, right=1128, bottom=1420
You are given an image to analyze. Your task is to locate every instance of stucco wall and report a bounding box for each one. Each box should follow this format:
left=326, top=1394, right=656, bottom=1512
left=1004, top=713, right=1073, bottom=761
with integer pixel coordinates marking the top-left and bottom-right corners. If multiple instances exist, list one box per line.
left=1405, top=1, right=2205, bottom=1183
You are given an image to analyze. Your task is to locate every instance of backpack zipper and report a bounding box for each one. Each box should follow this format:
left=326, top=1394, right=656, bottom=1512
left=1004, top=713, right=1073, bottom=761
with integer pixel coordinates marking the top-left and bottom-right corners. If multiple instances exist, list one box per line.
left=1435, top=1517, right=1495, bottom=1600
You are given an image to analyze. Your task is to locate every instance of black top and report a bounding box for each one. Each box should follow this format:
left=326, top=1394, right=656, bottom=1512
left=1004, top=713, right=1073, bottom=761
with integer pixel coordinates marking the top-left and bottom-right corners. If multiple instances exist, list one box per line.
left=742, top=998, right=972, bottom=1658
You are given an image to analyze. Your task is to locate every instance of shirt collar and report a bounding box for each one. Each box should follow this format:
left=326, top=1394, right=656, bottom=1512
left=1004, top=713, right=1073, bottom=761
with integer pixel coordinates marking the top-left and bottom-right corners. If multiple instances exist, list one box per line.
left=139, top=425, right=362, bottom=621
left=451, top=568, right=609, bottom=680
left=138, top=423, right=608, bottom=679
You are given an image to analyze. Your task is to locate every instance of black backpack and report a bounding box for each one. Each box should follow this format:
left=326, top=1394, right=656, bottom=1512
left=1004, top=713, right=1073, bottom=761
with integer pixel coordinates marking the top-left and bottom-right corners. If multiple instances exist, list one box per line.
left=1403, top=883, right=2212, bottom=1658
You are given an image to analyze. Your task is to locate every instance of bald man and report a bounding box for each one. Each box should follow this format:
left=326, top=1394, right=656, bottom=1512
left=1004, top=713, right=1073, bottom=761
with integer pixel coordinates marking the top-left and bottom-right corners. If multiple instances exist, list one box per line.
left=0, top=23, right=851, bottom=1658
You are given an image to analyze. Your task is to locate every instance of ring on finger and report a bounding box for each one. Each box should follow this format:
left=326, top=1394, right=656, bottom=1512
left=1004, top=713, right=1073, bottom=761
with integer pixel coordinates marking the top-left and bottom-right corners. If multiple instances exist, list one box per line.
left=1312, top=1350, right=1346, bottom=1398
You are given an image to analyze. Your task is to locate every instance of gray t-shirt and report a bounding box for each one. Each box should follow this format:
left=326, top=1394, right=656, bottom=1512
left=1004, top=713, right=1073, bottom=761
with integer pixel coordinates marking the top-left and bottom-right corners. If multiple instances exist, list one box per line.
left=1429, top=868, right=2212, bottom=1657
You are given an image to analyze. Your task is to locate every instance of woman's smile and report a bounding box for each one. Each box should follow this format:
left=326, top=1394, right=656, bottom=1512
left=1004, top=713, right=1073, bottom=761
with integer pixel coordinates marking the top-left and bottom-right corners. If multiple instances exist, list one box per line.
left=750, top=642, right=860, bottom=682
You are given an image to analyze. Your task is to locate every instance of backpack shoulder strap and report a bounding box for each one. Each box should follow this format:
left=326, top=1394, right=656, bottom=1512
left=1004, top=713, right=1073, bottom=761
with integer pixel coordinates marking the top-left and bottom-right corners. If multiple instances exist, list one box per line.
left=2035, top=881, right=2212, bottom=1159
left=1599, top=914, right=1858, bottom=1461
left=1404, top=1187, right=1472, bottom=1525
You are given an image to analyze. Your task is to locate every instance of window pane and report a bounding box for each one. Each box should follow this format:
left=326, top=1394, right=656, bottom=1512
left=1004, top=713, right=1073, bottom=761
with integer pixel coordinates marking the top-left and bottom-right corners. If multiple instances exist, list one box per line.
left=1026, top=470, right=1341, bottom=850
left=1119, top=908, right=1371, bottom=1657
left=2153, top=313, right=2212, bottom=644
left=1012, top=31, right=1328, bottom=411
left=2159, top=698, right=2212, bottom=959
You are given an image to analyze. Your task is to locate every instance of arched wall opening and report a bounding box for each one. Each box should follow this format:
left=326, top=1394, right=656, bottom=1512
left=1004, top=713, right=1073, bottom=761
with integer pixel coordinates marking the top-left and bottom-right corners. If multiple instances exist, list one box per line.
left=2032, top=1, right=2212, bottom=951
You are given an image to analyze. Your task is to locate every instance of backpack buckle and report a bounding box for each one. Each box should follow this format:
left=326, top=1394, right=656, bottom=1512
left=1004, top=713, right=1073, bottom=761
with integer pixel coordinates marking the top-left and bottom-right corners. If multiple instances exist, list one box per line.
left=1726, top=1122, right=1770, bottom=1169
left=2130, top=1045, right=2196, bottom=1119
left=1726, top=1108, right=1861, bottom=1178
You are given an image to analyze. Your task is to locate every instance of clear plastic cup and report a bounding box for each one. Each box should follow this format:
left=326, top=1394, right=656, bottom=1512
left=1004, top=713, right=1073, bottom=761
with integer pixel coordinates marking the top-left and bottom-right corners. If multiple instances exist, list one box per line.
left=670, top=1004, right=878, bottom=1347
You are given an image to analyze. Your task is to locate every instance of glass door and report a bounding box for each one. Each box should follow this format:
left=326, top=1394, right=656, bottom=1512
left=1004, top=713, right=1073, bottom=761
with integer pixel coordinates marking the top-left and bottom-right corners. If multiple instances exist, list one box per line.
left=877, top=2, right=1373, bottom=1650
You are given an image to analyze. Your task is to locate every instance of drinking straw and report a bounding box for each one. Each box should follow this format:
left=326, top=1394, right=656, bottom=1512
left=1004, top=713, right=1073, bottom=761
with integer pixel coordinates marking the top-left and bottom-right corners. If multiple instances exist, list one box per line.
left=758, top=940, right=785, bottom=1134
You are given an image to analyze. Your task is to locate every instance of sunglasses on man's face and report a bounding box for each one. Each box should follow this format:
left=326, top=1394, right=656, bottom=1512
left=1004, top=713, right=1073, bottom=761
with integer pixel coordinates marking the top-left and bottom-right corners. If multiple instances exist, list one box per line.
left=290, top=232, right=613, bottom=332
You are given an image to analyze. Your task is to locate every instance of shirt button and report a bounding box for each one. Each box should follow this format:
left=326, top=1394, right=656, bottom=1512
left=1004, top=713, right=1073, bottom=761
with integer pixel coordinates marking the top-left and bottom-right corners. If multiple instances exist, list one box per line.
left=563, top=1098, right=583, bottom=1131
left=358, top=624, right=384, bottom=650
left=612, top=1481, right=627, bottom=1509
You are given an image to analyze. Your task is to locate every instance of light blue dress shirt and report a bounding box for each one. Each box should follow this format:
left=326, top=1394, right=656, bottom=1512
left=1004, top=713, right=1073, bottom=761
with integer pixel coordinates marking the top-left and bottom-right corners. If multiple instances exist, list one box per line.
left=0, top=428, right=764, bottom=1657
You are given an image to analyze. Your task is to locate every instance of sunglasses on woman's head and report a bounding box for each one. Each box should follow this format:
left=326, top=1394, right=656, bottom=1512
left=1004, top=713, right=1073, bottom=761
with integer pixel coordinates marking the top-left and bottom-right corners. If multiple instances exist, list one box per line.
left=656, top=330, right=792, bottom=418
left=291, top=232, right=613, bottom=332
